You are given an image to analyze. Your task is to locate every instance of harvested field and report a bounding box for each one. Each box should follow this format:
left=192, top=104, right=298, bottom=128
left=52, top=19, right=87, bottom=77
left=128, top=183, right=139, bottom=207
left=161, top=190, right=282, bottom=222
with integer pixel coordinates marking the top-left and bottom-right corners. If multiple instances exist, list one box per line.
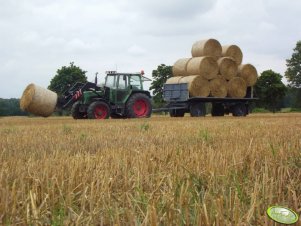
left=0, top=114, right=301, bottom=225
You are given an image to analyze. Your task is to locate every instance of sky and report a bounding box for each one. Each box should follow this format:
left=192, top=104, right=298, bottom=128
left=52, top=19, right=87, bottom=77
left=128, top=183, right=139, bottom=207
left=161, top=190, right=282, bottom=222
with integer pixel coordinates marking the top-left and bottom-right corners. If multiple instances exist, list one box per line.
left=0, top=0, right=300, bottom=98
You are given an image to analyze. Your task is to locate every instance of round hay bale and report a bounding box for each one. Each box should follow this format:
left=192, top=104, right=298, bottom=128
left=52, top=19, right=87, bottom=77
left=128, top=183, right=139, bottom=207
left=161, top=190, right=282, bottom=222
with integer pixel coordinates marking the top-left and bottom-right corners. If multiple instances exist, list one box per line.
left=191, top=39, right=222, bottom=59
left=209, top=77, right=227, bottom=97
left=237, top=64, right=258, bottom=86
left=179, top=75, right=210, bottom=97
left=227, top=77, right=247, bottom=98
left=166, top=76, right=183, bottom=84
left=20, top=83, right=57, bottom=117
left=172, top=58, right=192, bottom=77
left=217, top=57, right=238, bottom=80
left=222, top=45, right=243, bottom=65
left=186, top=56, right=218, bottom=80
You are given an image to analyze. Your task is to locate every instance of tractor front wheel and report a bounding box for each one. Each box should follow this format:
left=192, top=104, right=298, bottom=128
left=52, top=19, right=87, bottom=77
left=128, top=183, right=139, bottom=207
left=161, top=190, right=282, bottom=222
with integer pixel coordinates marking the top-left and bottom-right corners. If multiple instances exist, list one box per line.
left=125, top=93, right=152, bottom=118
left=71, top=101, right=87, bottom=119
left=87, top=101, right=110, bottom=119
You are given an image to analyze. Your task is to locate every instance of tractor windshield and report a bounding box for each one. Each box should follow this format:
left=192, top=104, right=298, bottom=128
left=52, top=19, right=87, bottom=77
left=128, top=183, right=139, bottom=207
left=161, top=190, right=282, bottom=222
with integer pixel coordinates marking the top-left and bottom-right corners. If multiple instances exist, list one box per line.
left=129, top=75, right=142, bottom=90
left=105, top=75, right=117, bottom=88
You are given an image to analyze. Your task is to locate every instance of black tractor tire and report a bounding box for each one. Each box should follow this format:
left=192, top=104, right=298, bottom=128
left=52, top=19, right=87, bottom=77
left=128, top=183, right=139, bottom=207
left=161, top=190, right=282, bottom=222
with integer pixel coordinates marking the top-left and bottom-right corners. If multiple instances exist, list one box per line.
left=125, top=93, right=152, bottom=118
left=169, top=109, right=185, bottom=117
left=87, top=101, right=110, bottom=119
left=211, top=103, right=224, bottom=116
left=190, top=102, right=206, bottom=117
left=71, top=101, right=87, bottom=119
left=110, top=113, right=125, bottom=119
left=232, top=103, right=247, bottom=117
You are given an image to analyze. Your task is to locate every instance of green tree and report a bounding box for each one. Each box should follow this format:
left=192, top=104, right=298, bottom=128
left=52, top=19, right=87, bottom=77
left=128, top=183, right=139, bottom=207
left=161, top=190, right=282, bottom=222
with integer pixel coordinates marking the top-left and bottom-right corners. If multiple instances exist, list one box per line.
left=285, top=41, right=301, bottom=88
left=150, top=64, right=172, bottom=106
left=48, top=62, right=88, bottom=95
left=0, top=98, right=27, bottom=116
left=255, top=70, right=287, bottom=113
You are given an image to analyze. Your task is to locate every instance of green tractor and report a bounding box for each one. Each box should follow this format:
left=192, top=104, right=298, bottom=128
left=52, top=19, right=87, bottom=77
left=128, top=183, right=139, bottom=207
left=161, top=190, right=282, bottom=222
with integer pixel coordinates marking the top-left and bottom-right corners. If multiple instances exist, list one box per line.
left=57, top=71, right=152, bottom=119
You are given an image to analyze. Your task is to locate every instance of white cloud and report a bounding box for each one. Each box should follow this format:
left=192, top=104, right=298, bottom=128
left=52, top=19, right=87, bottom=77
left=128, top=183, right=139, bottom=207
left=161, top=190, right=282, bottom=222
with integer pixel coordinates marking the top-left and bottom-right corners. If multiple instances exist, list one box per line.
left=0, top=0, right=300, bottom=98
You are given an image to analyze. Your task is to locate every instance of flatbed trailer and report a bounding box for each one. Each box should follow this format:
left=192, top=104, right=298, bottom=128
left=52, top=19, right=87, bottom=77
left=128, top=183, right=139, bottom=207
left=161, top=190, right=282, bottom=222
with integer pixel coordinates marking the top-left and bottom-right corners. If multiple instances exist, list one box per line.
left=153, top=83, right=257, bottom=117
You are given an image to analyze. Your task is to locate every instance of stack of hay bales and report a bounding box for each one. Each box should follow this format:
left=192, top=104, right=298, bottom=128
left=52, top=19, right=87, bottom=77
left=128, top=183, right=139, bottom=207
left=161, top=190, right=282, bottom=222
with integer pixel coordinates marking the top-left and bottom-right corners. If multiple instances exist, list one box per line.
left=20, top=83, right=58, bottom=117
left=168, top=38, right=258, bottom=98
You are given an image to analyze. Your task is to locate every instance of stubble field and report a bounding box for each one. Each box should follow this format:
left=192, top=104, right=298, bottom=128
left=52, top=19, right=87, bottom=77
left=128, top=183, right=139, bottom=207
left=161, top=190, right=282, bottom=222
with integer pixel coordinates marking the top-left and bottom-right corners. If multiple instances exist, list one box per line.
left=0, top=114, right=301, bottom=225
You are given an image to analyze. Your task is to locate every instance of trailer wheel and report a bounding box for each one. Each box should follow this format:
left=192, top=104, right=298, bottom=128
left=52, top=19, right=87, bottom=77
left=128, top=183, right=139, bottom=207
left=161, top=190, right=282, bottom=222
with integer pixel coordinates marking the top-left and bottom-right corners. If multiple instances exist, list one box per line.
left=71, top=101, right=87, bottom=119
left=190, top=102, right=206, bottom=117
left=125, top=93, right=152, bottom=118
left=87, top=101, right=110, bottom=119
left=232, top=103, right=247, bottom=117
left=169, top=109, right=185, bottom=117
left=211, top=103, right=224, bottom=116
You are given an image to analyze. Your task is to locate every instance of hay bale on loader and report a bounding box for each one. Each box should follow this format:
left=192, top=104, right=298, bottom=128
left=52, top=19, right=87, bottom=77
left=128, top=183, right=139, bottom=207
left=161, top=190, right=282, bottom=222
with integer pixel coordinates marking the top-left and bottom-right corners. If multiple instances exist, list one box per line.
left=237, top=64, right=258, bottom=86
left=227, top=77, right=247, bottom=98
left=209, top=77, right=227, bottom=98
left=20, top=83, right=57, bottom=117
left=166, top=75, right=210, bottom=97
left=217, top=57, right=238, bottom=80
left=172, top=58, right=192, bottom=77
left=191, top=39, right=222, bottom=59
left=222, top=45, right=243, bottom=65
left=186, top=56, right=218, bottom=80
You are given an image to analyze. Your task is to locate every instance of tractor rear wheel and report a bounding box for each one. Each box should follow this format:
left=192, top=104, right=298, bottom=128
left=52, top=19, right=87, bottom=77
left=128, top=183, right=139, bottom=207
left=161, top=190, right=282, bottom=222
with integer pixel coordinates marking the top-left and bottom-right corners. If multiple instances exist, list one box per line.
left=71, top=101, right=87, bottom=119
left=190, top=102, right=206, bottom=117
left=87, top=101, right=110, bottom=119
left=125, top=93, right=152, bottom=118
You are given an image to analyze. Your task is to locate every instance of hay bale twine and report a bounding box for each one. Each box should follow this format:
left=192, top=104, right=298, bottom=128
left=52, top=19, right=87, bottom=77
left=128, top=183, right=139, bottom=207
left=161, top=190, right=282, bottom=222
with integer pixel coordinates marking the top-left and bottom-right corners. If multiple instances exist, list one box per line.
left=172, top=58, right=192, bottom=77
left=209, top=77, right=227, bottom=97
left=178, top=75, right=210, bottom=97
left=227, top=77, right=247, bottom=98
left=222, top=45, right=243, bottom=65
left=237, top=64, right=258, bottom=86
left=217, top=57, right=238, bottom=80
left=166, top=76, right=183, bottom=84
left=20, top=83, right=57, bottom=117
left=186, top=56, right=218, bottom=80
left=191, top=39, right=222, bottom=59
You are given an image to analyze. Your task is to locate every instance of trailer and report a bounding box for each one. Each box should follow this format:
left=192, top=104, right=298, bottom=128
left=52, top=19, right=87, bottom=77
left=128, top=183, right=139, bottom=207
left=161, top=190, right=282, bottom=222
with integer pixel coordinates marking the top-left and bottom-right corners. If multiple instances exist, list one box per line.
left=153, top=83, right=256, bottom=117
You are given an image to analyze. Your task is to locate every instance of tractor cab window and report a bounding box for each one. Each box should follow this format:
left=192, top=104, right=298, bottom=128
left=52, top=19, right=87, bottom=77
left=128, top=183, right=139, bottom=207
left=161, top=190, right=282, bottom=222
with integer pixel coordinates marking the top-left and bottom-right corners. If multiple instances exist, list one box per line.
left=117, top=74, right=127, bottom=89
left=105, top=75, right=117, bottom=88
left=129, top=75, right=142, bottom=90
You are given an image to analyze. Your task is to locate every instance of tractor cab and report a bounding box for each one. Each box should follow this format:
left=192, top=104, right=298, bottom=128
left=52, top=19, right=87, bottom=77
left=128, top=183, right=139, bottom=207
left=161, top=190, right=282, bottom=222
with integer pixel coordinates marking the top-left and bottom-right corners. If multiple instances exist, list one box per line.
left=104, top=71, right=150, bottom=105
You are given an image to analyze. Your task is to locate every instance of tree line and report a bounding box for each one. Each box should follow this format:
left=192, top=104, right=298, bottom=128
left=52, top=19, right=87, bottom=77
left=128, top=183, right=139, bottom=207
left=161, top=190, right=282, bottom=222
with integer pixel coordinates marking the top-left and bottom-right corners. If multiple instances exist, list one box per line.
left=1, top=41, right=300, bottom=116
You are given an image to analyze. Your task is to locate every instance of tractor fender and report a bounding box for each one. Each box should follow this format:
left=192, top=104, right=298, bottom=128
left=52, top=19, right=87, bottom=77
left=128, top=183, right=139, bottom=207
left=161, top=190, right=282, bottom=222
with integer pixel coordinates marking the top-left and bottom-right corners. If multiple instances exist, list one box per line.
left=90, top=98, right=111, bottom=109
left=130, top=90, right=151, bottom=98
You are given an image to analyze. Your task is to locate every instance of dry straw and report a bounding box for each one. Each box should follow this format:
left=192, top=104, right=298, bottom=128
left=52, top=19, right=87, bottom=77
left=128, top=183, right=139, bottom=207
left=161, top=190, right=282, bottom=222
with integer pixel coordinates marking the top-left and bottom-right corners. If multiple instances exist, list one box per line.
left=237, top=64, right=258, bottom=86
left=179, top=75, right=210, bottom=97
left=20, top=83, right=57, bottom=117
left=172, top=58, right=192, bottom=77
left=209, top=77, right=227, bottom=97
left=227, top=77, right=247, bottom=98
left=222, top=45, right=243, bottom=65
left=191, top=39, right=222, bottom=59
left=217, top=57, right=238, bottom=80
left=186, top=57, right=218, bottom=80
